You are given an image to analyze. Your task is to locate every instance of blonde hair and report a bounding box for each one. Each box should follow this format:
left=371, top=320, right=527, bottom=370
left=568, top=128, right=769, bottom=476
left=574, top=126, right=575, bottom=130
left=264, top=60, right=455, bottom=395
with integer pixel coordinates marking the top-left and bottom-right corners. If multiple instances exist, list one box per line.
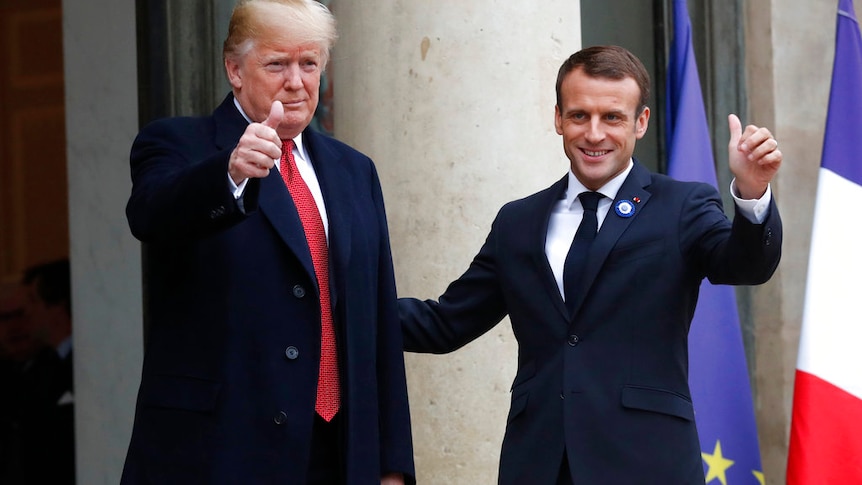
left=223, top=0, right=337, bottom=66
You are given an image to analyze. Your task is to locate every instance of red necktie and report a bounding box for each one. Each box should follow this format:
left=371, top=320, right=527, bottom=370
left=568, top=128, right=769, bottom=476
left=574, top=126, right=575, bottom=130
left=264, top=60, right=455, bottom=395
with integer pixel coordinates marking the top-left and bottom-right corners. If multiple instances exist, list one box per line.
left=280, top=139, right=340, bottom=421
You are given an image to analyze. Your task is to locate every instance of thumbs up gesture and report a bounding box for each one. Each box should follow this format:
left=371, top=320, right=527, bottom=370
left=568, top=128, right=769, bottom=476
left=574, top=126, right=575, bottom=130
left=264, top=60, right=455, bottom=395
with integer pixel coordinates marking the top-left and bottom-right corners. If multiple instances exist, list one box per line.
left=228, top=101, right=285, bottom=184
left=727, top=114, right=782, bottom=199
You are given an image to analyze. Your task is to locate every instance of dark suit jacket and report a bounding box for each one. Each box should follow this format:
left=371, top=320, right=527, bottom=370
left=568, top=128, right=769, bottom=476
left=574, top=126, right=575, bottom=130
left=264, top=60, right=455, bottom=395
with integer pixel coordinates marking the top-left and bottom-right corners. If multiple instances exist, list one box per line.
left=123, top=94, right=414, bottom=484
left=0, top=349, right=75, bottom=485
left=400, top=162, right=781, bottom=484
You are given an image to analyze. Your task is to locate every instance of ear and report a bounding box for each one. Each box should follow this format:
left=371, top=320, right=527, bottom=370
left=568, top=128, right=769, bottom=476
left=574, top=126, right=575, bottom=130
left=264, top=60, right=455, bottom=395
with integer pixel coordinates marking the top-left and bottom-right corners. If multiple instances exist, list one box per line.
left=635, top=106, right=650, bottom=139
left=225, top=56, right=242, bottom=89
left=554, top=105, right=563, bottom=135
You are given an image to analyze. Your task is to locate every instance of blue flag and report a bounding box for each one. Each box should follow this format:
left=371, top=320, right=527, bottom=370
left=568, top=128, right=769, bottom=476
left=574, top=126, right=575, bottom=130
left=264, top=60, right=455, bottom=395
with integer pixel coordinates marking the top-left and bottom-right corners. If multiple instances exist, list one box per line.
left=666, top=1, right=765, bottom=483
left=821, top=0, right=862, bottom=183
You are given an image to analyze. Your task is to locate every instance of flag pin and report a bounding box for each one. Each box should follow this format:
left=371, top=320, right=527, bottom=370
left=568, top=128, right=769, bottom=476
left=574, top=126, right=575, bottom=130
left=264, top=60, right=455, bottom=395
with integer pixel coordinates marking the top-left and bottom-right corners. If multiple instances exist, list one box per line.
left=633, top=196, right=641, bottom=204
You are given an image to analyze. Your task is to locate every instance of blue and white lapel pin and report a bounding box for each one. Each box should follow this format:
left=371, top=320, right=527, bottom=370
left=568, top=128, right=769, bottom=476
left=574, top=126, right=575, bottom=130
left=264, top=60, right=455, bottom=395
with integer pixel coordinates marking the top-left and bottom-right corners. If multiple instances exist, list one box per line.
left=614, top=199, right=636, bottom=218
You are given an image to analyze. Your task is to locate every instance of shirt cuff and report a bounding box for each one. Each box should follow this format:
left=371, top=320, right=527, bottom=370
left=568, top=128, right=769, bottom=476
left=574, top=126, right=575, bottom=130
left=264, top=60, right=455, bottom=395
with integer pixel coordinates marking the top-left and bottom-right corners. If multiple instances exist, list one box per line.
left=730, top=178, right=771, bottom=224
left=229, top=174, right=248, bottom=213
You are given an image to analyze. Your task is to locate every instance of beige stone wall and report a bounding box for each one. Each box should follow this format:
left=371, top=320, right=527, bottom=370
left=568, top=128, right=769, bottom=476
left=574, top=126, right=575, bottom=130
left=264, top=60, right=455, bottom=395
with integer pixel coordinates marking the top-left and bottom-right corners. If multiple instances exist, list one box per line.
left=332, top=2, right=580, bottom=482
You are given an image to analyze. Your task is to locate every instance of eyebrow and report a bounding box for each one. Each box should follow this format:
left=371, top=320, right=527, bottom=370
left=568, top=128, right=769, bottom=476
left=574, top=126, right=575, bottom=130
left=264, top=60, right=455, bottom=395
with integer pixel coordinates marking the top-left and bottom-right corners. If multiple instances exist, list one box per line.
left=564, top=107, right=629, bottom=117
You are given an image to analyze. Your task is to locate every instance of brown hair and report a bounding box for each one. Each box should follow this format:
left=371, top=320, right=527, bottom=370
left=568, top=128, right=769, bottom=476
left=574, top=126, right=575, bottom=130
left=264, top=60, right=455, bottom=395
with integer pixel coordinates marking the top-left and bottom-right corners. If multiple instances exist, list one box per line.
left=555, top=45, right=650, bottom=115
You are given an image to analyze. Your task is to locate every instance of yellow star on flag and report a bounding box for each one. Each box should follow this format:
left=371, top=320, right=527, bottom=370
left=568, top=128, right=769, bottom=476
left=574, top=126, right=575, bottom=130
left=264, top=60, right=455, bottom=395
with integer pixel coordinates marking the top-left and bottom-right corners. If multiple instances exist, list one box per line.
left=753, top=470, right=765, bottom=485
left=701, top=440, right=734, bottom=485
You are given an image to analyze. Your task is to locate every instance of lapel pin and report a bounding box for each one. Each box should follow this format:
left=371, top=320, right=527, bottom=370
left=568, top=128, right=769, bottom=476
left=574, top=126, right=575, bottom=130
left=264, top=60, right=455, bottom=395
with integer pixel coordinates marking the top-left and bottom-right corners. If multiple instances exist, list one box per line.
left=615, top=199, right=635, bottom=218
left=632, top=196, right=641, bottom=204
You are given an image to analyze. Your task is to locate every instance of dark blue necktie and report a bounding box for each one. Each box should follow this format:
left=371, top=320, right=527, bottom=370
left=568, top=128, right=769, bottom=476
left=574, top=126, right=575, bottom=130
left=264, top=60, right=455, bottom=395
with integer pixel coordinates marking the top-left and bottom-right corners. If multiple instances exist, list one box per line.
left=563, top=191, right=603, bottom=314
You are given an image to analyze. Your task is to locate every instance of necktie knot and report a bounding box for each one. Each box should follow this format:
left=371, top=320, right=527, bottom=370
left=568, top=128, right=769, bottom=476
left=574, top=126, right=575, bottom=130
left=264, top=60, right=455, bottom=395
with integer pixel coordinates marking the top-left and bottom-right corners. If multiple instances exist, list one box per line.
left=578, top=191, right=603, bottom=212
left=575, top=192, right=603, bottom=241
left=281, top=139, right=296, bottom=181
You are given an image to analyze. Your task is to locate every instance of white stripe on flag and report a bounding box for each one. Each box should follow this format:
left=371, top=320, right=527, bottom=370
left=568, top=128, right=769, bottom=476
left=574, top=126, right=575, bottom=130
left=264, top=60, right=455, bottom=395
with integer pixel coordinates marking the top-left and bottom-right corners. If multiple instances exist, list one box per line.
left=798, top=167, right=862, bottom=400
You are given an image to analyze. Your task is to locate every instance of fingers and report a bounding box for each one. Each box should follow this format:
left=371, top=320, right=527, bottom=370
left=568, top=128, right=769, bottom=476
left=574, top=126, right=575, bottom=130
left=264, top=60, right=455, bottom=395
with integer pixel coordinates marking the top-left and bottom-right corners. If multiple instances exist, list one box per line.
left=229, top=136, right=276, bottom=183
left=747, top=138, right=782, bottom=166
left=228, top=117, right=284, bottom=183
left=228, top=100, right=286, bottom=183
left=237, top=127, right=282, bottom=165
left=728, top=114, right=781, bottom=165
left=739, top=126, right=780, bottom=164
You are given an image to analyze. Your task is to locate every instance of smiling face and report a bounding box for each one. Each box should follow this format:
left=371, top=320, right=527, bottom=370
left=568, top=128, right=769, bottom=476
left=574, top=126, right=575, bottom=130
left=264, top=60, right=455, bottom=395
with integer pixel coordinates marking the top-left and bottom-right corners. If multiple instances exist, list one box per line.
left=554, top=67, right=650, bottom=191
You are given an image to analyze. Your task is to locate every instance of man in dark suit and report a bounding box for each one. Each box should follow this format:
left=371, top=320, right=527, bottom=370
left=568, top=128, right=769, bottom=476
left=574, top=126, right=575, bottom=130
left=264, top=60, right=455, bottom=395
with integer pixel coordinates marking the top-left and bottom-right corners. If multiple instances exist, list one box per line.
left=18, top=260, right=75, bottom=485
left=0, top=260, right=75, bottom=485
left=399, top=45, right=782, bottom=484
left=122, top=1, right=414, bottom=483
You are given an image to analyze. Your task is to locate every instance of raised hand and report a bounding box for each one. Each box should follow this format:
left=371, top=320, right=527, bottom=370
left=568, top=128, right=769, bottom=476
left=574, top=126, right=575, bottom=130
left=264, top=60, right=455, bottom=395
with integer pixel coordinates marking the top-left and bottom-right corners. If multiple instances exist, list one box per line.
left=228, top=100, right=284, bottom=184
left=727, top=113, right=782, bottom=199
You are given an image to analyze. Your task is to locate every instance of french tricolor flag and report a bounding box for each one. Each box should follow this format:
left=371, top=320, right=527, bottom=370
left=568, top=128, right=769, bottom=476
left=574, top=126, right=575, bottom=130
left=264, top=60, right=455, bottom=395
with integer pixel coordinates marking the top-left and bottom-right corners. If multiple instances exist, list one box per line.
left=787, top=0, right=862, bottom=483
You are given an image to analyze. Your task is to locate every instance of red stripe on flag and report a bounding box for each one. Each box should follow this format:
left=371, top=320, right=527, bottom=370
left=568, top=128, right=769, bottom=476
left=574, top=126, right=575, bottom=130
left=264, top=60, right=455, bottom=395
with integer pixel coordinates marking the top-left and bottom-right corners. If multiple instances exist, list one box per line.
left=787, top=370, right=862, bottom=484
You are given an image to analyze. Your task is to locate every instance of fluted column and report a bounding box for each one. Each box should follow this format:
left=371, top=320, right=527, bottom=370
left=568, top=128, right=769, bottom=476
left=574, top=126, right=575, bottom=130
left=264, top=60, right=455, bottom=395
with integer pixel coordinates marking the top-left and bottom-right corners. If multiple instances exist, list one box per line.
left=333, top=2, right=580, bottom=482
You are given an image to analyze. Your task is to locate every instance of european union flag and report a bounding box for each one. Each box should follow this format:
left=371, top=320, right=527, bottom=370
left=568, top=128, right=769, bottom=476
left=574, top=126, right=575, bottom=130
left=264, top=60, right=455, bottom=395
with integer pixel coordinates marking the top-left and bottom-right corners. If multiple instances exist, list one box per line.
left=666, top=1, right=765, bottom=483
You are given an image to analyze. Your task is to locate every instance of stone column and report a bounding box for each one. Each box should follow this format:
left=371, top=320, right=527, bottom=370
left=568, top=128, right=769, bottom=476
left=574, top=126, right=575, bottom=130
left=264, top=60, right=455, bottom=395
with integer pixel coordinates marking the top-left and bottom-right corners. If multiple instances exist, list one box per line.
left=332, top=2, right=580, bottom=482
left=63, top=1, right=141, bottom=483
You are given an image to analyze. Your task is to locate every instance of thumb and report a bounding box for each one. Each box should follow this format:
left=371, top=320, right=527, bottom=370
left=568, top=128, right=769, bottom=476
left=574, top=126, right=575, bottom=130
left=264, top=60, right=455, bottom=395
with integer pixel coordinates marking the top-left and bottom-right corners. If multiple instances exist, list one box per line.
left=262, top=100, right=283, bottom=130
left=727, top=113, right=742, bottom=149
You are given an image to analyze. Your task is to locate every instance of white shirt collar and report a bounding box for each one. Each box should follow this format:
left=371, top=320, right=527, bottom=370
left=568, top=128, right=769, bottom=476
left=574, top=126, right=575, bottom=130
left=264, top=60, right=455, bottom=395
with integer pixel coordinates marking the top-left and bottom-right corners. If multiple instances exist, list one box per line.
left=564, top=159, right=634, bottom=209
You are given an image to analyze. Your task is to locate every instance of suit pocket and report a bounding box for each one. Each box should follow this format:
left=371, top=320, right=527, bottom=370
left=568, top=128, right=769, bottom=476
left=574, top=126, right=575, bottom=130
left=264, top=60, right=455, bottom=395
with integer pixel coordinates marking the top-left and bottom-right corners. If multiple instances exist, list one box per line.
left=604, top=238, right=665, bottom=267
left=142, top=374, right=221, bottom=412
left=620, top=385, right=694, bottom=421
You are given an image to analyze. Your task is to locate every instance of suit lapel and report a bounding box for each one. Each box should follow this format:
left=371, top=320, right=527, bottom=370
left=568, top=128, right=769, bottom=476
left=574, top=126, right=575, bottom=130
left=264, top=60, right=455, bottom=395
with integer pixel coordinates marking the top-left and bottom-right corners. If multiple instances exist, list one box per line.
left=568, top=162, right=653, bottom=320
left=259, top=172, right=318, bottom=282
left=530, top=176, right=571, bottom=321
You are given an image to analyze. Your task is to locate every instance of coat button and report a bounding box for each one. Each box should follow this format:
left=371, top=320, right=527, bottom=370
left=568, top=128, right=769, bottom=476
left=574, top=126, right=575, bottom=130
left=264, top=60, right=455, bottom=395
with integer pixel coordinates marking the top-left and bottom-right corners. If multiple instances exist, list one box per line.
left=568, top=334, right=580, bottom=346
left=274, top=411, right=287, bottom=425
left=292, top=285, right=306, bottom=298
left=285, top=346, right=299, bottom=360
